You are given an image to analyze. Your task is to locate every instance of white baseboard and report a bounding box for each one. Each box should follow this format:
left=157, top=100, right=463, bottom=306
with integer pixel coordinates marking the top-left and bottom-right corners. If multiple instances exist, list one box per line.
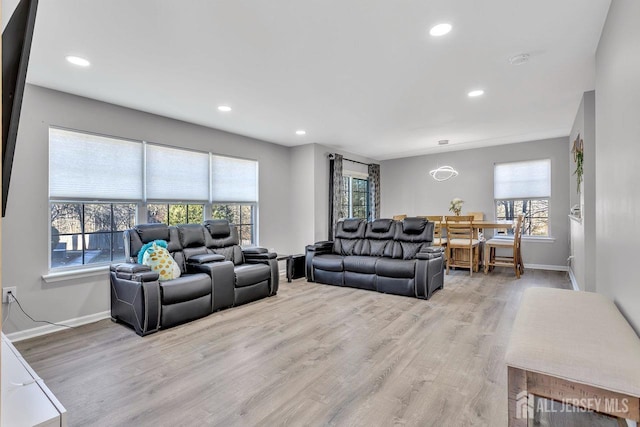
left=5, top=310, right=111, bottom=342
left=568, top=268, right=580, bottom=291
left=524, top=263, right=569, bottom=272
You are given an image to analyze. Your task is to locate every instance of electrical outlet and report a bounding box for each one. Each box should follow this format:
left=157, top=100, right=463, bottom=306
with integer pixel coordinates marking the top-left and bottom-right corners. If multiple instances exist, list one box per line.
left=3, top=286, right=17, bottom=303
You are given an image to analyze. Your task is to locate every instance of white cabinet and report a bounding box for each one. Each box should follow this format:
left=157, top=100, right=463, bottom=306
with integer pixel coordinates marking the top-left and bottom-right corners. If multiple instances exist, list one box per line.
left=1, top=333, right=66, bottom=427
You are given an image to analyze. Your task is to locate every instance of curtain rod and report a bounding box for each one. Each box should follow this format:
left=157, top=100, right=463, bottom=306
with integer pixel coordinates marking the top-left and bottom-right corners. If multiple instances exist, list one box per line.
left=328, top=153, right=375, bottom=166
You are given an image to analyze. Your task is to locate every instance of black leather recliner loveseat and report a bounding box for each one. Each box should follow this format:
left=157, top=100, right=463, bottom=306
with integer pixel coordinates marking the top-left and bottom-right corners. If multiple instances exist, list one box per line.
left=110, top=219, right=278, bottom=336
left=305, top=217, right=444, bottom=299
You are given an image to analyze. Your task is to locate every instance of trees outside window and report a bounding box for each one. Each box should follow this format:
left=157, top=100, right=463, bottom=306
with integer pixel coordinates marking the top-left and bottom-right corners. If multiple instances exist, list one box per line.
left=342, top=176, right=369, bottom=219
left=495, top=199, right=549, bottom=236
left=50, top=203, right=136, bottom=268
left=212, top=204, right=255, bottom=245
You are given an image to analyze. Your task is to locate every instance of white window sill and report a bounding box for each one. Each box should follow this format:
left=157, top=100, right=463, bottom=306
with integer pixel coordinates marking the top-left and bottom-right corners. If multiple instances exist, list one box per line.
left=42, top=265, right=110, bottom=284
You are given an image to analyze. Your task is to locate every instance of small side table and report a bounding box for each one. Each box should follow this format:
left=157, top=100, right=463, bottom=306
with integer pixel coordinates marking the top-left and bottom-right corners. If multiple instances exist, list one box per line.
left=286, top=254, right=305, bottom=282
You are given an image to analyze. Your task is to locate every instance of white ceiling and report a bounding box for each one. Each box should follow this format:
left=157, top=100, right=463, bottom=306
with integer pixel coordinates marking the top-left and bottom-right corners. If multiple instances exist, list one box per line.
left=25, top=0, right=611, bottom=160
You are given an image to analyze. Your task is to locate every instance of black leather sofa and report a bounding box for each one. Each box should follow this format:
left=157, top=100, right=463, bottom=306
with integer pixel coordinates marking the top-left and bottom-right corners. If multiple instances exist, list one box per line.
left=110, top=220, right=278, bottom=336
left=305, top=217, right=444, bottom=299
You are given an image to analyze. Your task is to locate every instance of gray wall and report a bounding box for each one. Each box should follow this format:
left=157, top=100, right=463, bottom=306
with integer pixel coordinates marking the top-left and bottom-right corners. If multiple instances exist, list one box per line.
left=380, top=137, right=571, bottom=267
left=595, top=0, right=640, bottom=332
left=289, top=143, right=376, bottom=255
left=1, top=84, right=293, bottom=334
left=569, top=91, right=596, bottom=292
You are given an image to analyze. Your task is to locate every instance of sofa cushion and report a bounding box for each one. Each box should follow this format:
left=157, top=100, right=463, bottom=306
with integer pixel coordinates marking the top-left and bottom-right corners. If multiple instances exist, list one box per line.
left=210, top=245, right=244, bottom=265
left=205, top=219, right=232, bottom=238
left=394, top=219, right=434, bottom=244
left=343, top=255, right=378, bottom=274
left=204, top=220, right=240, bottom=245
left=392, top=241, right=428, bottom=260
left=335, top=219, right=366, bottom=239
left=177, top=224, right=205, bottom=248
left=342, top=218, right=362, bottom=232
left=402, top=217, right=427, bottom=234
left=365, top=219, right=395, bottom=239
left=375, top=258, right=416, bottom=278
left=371, top=218, right=393, bottom=232
left=359, top=239, right=393, bottom=257
left=312, top=254, right=344, bottom=272
left=182, top=246, right=208, bottom=262
left=377, top=276, right=415, bottom=297
left=334, top=238, right=363, bottom=256
left=134, top=223, right=170, bottom=242
left=160, top=273, right=211, bottom=304
left=234, top=263, right=271, bottom=288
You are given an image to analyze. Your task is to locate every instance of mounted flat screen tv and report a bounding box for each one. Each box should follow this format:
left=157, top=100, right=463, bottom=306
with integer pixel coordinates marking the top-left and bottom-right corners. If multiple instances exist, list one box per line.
left=2, top=0, right=39, bottom=217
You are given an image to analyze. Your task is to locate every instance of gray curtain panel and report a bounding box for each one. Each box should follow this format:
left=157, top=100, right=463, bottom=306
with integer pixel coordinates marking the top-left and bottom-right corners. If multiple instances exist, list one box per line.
left=329, top=153, right=344, bottom=240
left=368, top=163, right=380, bottom=221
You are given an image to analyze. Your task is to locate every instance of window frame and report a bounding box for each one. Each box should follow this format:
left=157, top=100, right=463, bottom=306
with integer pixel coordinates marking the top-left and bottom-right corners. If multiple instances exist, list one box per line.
left=146, top=203, right=205, bottom=226
left=493, top=158, right=552, bottom=238
left=494, top=198, right=550, bottom=238
left=342, top=173, right=370, bottom=220
left=211, top=202, right=257, bottom=246
left=49, top=201, right=138, bottom=271
left=48, top=127, right=260, bottom=272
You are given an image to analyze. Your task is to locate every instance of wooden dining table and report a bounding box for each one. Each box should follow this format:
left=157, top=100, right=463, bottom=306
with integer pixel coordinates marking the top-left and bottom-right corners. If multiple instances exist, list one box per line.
left=437, top=220, right=514, bottom=236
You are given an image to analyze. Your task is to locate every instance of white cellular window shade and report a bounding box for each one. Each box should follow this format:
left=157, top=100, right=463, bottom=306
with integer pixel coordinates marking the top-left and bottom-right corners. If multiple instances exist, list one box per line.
left=49, top=128, right=143, bottom=200
left=146, top=144, right=209, bottom=201
left=211, top=155, right=258, bottom=202
left=494, top=159, right=551, bottom=199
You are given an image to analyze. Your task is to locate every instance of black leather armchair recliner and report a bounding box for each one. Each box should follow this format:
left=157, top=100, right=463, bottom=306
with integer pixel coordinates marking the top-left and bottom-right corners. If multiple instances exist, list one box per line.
left=203, top=220, right=279, bottom=306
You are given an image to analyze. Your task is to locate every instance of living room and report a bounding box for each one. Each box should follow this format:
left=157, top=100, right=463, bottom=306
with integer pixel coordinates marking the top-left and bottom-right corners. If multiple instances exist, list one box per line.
left=2, top=0, right=639, bottom=426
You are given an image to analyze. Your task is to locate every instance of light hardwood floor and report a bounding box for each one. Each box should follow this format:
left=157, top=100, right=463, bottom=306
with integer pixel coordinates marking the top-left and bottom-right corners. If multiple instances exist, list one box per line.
left=16, top=270, right=618, bottom=426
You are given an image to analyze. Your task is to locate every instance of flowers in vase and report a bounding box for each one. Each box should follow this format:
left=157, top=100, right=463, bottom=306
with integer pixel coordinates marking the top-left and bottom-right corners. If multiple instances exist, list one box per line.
left=449, top=198, right=464, bottom=216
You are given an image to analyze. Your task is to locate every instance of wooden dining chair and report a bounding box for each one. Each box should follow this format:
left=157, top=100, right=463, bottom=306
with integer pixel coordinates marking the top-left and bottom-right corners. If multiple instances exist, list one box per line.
left=426, top=215, right=446, bottom=248
left=392, top=214, right=407, bottom=221
left=466, top=211, right=484, bottom=221
left=445, top=215, right=480, bottom=276
left=483, top=214, right=524, bottom=278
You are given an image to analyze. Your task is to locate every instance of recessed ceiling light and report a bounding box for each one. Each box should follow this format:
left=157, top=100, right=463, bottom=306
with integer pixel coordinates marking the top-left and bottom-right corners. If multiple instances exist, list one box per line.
left=65, top=55, right=90, bottom=67
left=217, top=105, right=232, bottom=112
left=429, top=23, right=452, bottom=37
left=295, top=130, right=306, bottom=135
left=438, top=139, right=449, bottom=145
left=468, top=89, right=485, bottom=97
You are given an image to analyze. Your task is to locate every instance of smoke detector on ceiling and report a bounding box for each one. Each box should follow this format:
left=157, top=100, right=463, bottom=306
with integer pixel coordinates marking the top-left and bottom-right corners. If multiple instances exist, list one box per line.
left=509, top=53, right=530, bottom=65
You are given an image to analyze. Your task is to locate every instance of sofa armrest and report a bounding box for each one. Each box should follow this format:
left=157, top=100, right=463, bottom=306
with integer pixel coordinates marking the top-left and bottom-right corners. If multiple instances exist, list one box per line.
left=187, top=253, right=226, bottom=264
left=110, top=267, right=161, bottom=336
left=187, top=261, right=235, bottom=311
left=306, top=241, right=333, bottom=252
left=111, top=263, right=159, bottom=282
left=242, top=246, right=268, bottom=254
left=416, top=247, right=445, bottom=260
left=241, top=248, right=279, bottom=295
left=243, top=248, right=277, bottom=261
left=307, top=240, right=333, bottom=252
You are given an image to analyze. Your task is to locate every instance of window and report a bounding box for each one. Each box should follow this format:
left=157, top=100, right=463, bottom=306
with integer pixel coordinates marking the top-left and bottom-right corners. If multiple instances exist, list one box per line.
left=212, top=204, right=256, bottom=246
left=494, top=159, right=551, bottom=237
left=50, top=202, right=136, bottom=269
left=342, top=175, right=369, bottom=219
left=49, top=128, right=259, bottom=270
left=147, top=204, right=204, bottom=225
left=496, top=199, right=549, bottom=236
